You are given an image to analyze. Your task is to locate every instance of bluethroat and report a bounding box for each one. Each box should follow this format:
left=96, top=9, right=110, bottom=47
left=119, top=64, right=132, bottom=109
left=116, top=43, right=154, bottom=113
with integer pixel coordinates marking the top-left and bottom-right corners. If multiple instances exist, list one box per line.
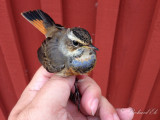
left=22, top=10, right=98, bottom=110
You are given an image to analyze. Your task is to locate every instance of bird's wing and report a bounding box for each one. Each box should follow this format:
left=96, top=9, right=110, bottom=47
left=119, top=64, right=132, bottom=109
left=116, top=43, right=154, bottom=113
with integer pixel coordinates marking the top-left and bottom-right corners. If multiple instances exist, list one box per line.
left=21, top=10, right=64, bottom=37
left=37, top=37, right=66, bottom=73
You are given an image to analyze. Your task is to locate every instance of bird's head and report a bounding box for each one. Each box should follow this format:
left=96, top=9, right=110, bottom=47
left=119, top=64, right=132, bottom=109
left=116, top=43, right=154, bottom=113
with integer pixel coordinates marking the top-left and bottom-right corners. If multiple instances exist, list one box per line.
left=65, top=27, right=98, bottom=54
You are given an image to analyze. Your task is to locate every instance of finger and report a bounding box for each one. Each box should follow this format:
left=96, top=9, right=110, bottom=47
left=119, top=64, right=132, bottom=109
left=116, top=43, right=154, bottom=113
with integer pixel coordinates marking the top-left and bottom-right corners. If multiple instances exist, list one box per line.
left=116, top=108, right=134, bottom=120
left=77, top=76, right=101, bottom=116
left=10, top=66, right=53, bottom=117
left=98, top=96, right=120, bottom=120
left=29, top=75, right=75, bottom=114
left=27, top=66, right=53, bottom=91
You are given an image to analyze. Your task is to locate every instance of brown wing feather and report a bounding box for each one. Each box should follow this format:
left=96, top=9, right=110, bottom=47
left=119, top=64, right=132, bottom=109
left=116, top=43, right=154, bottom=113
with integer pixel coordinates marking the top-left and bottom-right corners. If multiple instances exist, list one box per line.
left=37, top=37, right=66, bottom=73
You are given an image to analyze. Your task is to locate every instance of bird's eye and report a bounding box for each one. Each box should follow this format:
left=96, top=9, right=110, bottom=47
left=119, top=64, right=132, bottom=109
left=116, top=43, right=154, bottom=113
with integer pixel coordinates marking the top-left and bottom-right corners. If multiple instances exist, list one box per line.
left=72, top=40, right=79, bottom=46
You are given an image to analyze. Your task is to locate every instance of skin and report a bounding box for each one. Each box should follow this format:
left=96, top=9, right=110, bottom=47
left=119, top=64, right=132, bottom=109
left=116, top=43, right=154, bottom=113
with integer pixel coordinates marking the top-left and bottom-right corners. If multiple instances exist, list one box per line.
left=8, top=66, right=134, bottom=120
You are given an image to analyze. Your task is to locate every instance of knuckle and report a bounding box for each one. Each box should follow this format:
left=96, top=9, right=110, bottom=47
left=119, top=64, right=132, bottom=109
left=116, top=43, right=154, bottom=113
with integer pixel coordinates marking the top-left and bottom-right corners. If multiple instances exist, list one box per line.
left=92, top=85, right=101, bottom=96
left=16, top=108, right=33, bottom=120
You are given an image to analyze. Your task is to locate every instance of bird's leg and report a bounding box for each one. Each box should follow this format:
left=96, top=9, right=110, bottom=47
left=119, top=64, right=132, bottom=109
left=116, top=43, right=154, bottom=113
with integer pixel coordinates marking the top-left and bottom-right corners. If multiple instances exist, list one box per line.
left=69, top=77, right=82, bottom=111
left=74, top=78, right=81, bottom=110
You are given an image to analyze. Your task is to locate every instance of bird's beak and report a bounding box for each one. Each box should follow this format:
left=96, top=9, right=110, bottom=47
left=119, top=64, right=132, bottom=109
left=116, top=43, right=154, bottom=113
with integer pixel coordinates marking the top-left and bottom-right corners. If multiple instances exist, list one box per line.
left=89, top=44, right=99, bottom=51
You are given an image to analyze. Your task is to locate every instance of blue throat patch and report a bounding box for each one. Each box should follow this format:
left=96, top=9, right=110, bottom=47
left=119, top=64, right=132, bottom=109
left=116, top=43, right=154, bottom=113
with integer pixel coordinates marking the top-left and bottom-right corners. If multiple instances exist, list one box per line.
left=71, top=56, right=95, bottom=68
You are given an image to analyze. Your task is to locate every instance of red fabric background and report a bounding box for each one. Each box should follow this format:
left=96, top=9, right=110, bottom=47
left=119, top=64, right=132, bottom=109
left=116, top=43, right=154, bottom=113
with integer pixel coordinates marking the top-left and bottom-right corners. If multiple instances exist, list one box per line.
left=0, top=0, right=160, bottom=119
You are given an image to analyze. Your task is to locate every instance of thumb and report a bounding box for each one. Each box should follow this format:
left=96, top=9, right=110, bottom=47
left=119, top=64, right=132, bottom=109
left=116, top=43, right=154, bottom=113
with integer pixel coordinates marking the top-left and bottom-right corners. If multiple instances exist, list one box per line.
left=29, top=75, right=75, bottom=113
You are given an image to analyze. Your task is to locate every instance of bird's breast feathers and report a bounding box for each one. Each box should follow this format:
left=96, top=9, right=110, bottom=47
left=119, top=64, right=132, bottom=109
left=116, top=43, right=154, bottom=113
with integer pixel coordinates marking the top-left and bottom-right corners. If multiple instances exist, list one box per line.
left=69, top=53, right=96, bottom=74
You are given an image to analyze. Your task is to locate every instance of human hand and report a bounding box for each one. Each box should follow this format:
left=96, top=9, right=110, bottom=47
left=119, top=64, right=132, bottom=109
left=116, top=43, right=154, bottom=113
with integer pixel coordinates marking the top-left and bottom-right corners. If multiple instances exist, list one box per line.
left=9, top=66, right=134, bottom=120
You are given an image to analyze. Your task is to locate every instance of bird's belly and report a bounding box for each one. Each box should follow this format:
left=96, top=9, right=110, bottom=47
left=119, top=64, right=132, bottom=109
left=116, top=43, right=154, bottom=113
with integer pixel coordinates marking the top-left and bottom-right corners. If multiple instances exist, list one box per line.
left=70, top=54, right=96, bottom=74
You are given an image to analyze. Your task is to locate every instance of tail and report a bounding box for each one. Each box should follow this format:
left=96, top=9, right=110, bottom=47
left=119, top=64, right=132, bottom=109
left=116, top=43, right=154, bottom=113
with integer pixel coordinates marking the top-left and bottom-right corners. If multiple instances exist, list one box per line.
left=21, top=10, right=63, bottom=35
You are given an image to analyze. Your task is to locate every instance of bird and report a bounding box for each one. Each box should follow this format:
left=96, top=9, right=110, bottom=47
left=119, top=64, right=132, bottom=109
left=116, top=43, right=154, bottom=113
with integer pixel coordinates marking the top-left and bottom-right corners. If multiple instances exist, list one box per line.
left=21, top=9, right=98, bottom=110
left=21, top=9, right=98, bottom=77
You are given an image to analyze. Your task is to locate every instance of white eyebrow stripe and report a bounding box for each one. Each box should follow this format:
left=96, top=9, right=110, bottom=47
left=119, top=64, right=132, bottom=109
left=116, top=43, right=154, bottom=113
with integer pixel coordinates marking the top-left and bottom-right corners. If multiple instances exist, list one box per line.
left=67, top=31, right=78, bottom=41
left=67, top=31, right=88, bottom=45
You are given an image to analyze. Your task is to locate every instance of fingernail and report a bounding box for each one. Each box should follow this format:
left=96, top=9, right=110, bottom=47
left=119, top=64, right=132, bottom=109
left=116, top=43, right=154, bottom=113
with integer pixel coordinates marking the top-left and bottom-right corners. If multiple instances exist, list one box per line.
left=90, top=98, right=99, bottom=116
left=121, top=107, right=134, bottom=119
left=121, top=107, right=134, bottom=113
left=77, top=79, right=84, bottom=83
left=113, top=113, right=120, bottom=120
